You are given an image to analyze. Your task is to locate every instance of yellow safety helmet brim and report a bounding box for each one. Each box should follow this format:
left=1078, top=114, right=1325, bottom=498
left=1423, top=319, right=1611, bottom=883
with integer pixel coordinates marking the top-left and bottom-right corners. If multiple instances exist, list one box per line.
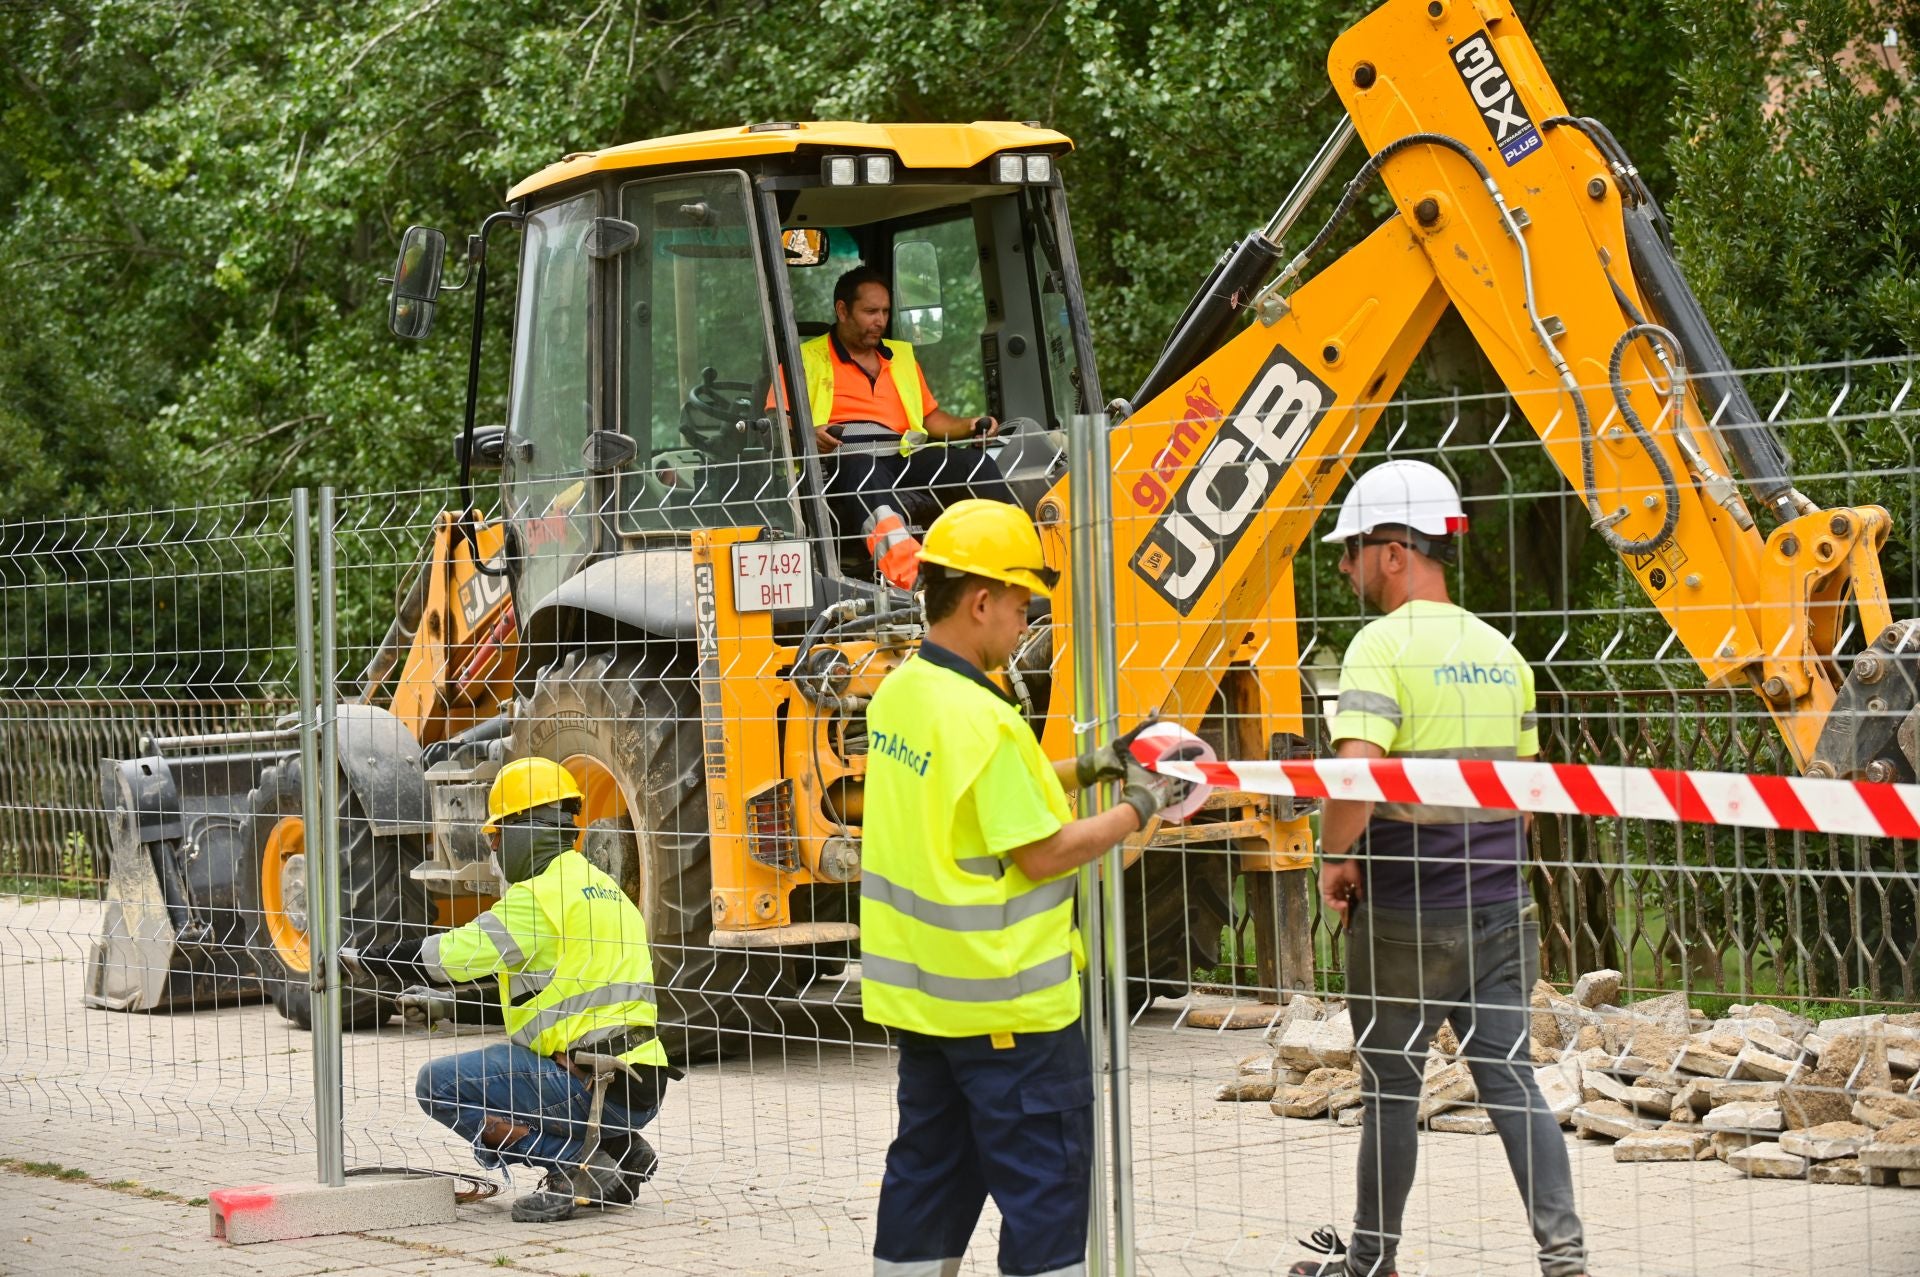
left=916, top=499, right=1056, bottom=598
left=484, top=757, right=584, bottom=834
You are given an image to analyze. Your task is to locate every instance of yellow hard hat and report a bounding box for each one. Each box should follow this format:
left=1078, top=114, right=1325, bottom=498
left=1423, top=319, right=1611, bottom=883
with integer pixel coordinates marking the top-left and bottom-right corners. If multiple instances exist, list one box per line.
left=483, top=757, right=583, bottom=834
left=917, top=499, right=1058, bottom=598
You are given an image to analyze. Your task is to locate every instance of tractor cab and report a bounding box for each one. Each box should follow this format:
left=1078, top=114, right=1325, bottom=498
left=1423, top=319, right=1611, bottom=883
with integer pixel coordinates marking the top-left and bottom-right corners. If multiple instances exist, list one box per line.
left=395, top=121, right=1094, bottom=639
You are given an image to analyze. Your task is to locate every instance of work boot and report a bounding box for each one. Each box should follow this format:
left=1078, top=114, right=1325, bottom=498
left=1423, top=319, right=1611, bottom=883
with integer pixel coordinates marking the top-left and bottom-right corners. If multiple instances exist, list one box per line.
left=509, top=1146, right=634, bottom=1223
left=618, top=1133, right=659, bottom=1186
left=863, top=506, right=921, bottom=591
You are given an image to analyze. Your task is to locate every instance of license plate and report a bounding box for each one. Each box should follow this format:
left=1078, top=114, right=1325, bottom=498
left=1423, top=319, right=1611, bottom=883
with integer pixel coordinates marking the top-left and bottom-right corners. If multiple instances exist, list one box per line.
left=730, top=541, right=815, bottom=612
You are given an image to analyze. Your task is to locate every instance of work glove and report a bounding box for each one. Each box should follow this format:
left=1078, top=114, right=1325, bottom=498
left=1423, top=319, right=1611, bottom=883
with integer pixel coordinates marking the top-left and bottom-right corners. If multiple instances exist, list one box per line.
left=397, top=985, right=461, bottom=1030
left=1075, top=717, right=1158, bottom=788
left=1119, top=738, right=1204, bottom=829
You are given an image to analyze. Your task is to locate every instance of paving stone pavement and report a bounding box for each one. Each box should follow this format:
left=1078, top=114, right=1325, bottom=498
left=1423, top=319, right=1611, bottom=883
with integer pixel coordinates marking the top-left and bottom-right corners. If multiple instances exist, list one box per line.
left=6, top=896, right=1919, bottom=1275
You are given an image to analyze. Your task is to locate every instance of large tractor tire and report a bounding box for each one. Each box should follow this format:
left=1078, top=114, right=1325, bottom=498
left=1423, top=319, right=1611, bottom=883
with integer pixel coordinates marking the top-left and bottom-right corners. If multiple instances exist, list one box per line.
left=239, top=758, right=432, bottom=1029
left=512, top=647, right=779, bottom=1063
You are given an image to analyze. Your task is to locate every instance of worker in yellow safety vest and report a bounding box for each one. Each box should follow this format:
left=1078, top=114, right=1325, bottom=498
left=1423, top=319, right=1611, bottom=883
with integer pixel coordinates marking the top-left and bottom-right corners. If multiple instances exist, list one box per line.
left=802, top=265, right=1018, bottom=590
left=860, top=499, right=1194, bottom=1277
left=351, top=758, right=677, bottom=1223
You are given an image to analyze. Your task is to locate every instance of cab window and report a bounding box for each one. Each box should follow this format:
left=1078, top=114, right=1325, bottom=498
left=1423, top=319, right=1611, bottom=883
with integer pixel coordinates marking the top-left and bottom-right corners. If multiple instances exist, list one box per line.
left=890, top=215, right=986, bottom=418
left=619, top=171, right=798, bottom=536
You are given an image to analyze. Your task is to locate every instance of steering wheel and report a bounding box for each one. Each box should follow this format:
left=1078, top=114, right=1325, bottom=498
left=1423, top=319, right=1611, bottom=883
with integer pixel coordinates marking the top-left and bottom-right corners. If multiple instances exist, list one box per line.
left=681, top=366, right=761, bottom=453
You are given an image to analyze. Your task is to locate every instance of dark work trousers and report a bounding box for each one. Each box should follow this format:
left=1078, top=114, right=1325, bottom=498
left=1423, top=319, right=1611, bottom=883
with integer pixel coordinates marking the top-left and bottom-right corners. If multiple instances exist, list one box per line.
left=823, top=428, right=1017, bottom=552
left=1345, top=900, right=1587, bottom=1277
left=872, top=1023, right=1093, bottom=1277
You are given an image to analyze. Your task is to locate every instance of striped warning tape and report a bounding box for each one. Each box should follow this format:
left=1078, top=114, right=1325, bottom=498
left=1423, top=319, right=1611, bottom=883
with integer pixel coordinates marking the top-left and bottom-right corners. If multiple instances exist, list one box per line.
left=1145, top=754, right=1920, bottom=840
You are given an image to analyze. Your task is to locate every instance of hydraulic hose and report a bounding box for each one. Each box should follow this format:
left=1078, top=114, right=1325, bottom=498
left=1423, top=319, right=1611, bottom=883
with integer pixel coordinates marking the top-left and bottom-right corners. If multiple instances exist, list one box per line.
left=1275, top=130, right=1681, bottom=554
left=1596, top=324, right=1684, bottom=554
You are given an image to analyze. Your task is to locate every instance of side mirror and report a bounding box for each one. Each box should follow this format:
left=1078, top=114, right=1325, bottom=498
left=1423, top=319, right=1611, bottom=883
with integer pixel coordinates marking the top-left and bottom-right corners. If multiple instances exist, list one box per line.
left=453, top=425, right=507, bottom=472
left=389, top=226, right=448, bottom=339
left=783, top=228, right=828, bottom=267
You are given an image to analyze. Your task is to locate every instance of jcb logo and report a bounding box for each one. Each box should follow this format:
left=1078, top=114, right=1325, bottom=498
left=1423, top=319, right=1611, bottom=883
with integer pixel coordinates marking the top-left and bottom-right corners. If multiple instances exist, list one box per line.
left=1451, top=32, right=1541, bottom=166
left=1128, top=350, right=1331, bottom=615
left=692, top=562, right=727, bottom=782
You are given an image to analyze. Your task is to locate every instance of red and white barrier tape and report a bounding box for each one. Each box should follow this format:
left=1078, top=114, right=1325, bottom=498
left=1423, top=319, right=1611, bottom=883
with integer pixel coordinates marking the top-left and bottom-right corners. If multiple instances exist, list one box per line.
left=1146, top=754, right=1920, bottom=840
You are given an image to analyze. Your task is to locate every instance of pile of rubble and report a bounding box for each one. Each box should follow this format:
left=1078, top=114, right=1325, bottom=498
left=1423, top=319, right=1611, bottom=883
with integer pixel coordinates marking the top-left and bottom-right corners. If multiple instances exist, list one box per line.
left=1215, top=973, right=1920, bottom=1187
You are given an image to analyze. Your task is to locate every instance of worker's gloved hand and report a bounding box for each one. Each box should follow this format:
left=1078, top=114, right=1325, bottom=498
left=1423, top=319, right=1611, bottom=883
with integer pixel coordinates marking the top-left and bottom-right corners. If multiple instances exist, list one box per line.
left=397, top=985, right=460, bottom=1030
left=1076, top=717, right=1158, bottom=787
left=1121, top=741, right=1190, bottom=833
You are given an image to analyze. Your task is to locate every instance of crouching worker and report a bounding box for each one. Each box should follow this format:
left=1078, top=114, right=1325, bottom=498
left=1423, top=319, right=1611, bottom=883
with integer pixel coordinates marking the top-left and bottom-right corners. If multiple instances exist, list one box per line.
left=351, top=757, right=677, bottom=1223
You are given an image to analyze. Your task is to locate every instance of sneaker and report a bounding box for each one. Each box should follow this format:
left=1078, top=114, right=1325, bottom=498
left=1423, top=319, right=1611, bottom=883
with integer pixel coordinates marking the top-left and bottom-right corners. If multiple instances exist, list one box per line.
left=1287, top=1227, right=1397, bottom=1277
left=508, top=1145, right=638, bottom=1223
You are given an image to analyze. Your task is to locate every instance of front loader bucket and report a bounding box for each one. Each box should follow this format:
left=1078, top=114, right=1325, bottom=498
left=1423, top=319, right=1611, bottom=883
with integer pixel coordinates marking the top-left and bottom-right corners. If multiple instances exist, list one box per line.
left=84, top=747, right=277, bottom=1011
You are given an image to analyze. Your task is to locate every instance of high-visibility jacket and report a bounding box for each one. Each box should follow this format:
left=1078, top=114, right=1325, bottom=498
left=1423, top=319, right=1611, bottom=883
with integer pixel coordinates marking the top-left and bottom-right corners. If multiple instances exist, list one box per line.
left=859, top=643, right=1081, bottom=1037
left=422, top=850, right=669, bottom=1068
left=800, top=333, right=927, bottom=453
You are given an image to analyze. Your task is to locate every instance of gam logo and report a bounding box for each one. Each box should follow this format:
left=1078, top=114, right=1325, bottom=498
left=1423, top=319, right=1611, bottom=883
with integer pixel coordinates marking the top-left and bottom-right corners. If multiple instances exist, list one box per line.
left=1129, top=376, right=1226, bottom=513
left=1128, top=350, right=1331, bottom=615
left=1450, top=32, right=1541, bottom=166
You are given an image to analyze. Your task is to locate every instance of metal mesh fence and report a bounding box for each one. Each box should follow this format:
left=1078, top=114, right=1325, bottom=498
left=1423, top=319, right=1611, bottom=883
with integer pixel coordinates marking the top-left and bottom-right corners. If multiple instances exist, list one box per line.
left=0, top=355, right=1916, bottom=1272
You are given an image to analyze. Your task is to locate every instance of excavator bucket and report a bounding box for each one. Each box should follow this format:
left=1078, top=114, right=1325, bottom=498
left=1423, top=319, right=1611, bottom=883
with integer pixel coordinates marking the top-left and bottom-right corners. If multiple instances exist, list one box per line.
left=84, top=741, right=283, bottom=1011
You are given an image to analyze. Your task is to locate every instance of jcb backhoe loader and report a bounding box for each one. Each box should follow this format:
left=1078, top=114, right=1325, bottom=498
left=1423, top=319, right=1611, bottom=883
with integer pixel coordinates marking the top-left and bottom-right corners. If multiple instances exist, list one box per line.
left=88, top=0, right=1918, bottom=1059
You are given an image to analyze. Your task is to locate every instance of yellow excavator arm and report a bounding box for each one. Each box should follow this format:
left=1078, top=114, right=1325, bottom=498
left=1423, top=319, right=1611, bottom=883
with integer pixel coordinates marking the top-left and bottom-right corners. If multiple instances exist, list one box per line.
left=1042, top=0, right=1911, bottom=785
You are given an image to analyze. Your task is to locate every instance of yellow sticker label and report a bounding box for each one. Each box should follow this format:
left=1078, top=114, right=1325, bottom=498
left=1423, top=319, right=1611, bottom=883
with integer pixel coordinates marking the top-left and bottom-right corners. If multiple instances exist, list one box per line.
left=990, top=1031, right=1014, bottom=1050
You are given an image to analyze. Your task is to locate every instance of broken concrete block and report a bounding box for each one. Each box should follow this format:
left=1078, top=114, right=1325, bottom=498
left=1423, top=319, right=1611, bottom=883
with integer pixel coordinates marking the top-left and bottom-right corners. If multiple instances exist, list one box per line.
left=1677, top=1042, right=1739, bottom=1078
left=1711, top=1130, right=1761, bottom=1160
left=1217, top=1078, right=1278, bottom=1102
left=1627, top=992, right=1691, bottom=1033
left=1809, top=1157, right=1867, bottom=1185
left=1737, top=1023, right=1804, bottom=1060
left=1336, top=1105, right=1365, bottom=1127
left=1778, top=1121, right=1871, bottom=1161
left=1430, top=1022, right=1459, bottom=1056
left=1819, top=1013, right=1888, bottom=1038
left=1781, top=1068, right=1854, bottom=1129
left=1613, top=1128, right=1713, bottom=1162
left=1530, top=1041, right=1565, bottom=1065
left=1572, top=1100, right=1653, bottom=1140
left=1429, top=1107, right=1497, bottom=1134
left=1418, top=1061, right=1476, bottom=1120
left=1571, top=969, right=1622, bottom=1009
left=1275, top=1013, right=1355, bottom=1071
left=1889, top=1048, right=1919, bottom=1078
left=1821, top=1033, right=1894, bottom=1093
left=1309, top=1066, right=1364, bottom=1114
left=1703, top=1101, right=1784, bottom=1134
left=1700, top=1079, right=1783, bottom=1107
left=1535, top=1058, right=1583, bottom=1125
left=1261, top=995, right=1325, bottom=1042
left=1734, top=1047, right=1801, bottom=1083
left=1582, top=1068, right=1673, bottom=1114
left=1852, top=1092, right=1920, bottom=1131
left=1731, top=1003, right=1815, bottom=1042
left=1900, top=1169, right=1920, bottom=1187
left=1859, top=1118, right=1920, bottom=1170
left=1726, top=1141, right=1809, bottom=1179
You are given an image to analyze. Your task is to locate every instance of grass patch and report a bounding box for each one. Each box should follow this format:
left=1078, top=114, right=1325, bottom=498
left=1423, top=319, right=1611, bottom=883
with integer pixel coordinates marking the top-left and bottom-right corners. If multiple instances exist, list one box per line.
left=2, top=1159, right=88, bottom=1180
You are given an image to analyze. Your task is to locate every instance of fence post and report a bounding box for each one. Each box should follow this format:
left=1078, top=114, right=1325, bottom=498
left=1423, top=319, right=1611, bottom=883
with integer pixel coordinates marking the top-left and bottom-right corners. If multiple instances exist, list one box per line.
left=1067, top=411, right=1134, bottom=1275
left=294, top=487, right=346, bottom=1187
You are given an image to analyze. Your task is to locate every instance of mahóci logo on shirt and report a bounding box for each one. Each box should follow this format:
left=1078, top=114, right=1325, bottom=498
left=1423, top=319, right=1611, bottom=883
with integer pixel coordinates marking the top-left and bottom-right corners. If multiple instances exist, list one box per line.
left=869, top=728, right=934, bottom=777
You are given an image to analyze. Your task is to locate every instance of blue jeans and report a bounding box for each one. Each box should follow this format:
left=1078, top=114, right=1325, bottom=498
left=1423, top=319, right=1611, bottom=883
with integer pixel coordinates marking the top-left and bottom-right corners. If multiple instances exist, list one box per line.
left=874, top=1024, right=1092, bottom=1277
left=1346, top=901, right=1587, bottom=1277
left=415, top=1042, right=659, bottom=1172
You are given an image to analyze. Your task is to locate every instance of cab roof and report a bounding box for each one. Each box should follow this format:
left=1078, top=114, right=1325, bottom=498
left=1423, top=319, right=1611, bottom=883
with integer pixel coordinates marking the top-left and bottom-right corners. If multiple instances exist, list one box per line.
left=507, top=120, right=1074, bottom=203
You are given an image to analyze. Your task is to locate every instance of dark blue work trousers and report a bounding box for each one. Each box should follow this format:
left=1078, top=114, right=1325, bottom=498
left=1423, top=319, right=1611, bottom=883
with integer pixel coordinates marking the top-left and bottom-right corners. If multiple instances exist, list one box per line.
left=873, top=1023, right=1092, bottom=1277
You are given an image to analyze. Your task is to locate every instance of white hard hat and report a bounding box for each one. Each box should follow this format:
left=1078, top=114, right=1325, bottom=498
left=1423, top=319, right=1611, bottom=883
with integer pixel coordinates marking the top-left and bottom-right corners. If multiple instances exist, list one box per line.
left=1322, top=459, right=1467, bottom=545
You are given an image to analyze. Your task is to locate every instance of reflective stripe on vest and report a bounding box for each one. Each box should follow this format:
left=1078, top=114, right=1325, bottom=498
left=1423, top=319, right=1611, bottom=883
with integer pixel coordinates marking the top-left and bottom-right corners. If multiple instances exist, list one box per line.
left=799, top=333, right=927, bottom=451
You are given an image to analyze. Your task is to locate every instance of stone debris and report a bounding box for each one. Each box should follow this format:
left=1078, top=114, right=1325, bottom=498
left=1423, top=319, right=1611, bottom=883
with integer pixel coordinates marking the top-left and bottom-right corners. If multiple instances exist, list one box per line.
left=1613, top=1128, right=1713, bottom=1162
left=1858, top=1118, right=1920, bottom=1171
left=1778, top=1121, right=1871, bottom=1161
left=1214, top=972, right=1920, bottom=1192
left=1429, top=1107, right=1497, bottom=1135
left=1727, top=1141, right=1809, bottom=1179
left=1809, top=1157, right=1867, bottom=1185
left=1417, top=1061, right=1477, bottom=1120
left=1780, top=1067, right=1853, bottom=1129
left=1573, top=1100, right=1654, bottom=1140
left=1571, top=969, right=1622, bottom=1009
left=1702, top=1101, right=1783, bottom=1134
